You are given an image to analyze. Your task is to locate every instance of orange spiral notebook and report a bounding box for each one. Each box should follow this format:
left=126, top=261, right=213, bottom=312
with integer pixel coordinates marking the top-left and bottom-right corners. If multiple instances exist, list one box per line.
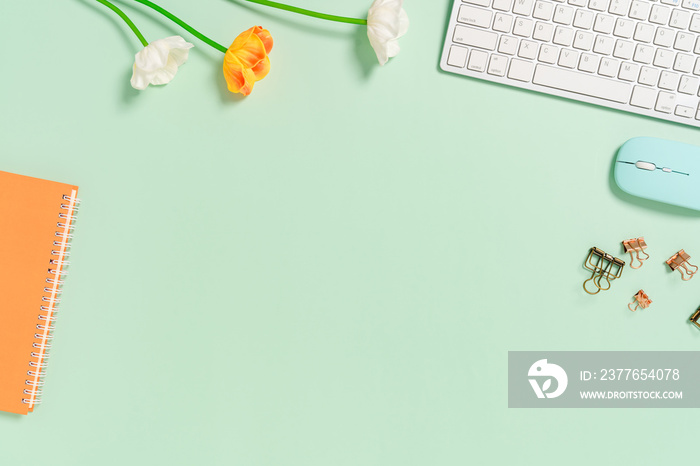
left=0, top=171, right=79, bottom=414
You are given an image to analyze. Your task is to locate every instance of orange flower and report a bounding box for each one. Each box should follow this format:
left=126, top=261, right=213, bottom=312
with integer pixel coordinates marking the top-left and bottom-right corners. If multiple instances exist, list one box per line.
left=223, top=26, right=273, bottom=96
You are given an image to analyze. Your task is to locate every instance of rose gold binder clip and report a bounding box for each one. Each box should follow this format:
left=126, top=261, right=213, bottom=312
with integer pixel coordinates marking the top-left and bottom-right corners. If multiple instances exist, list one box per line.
left=583, top=247, right=625, bottom=295
left=628, top=290, right=651, bottom=312
left=666, top=249, right=698, bottom=281
left=622, top=237, right=649, bottom=269
left=690, top=308, right=700, bottom=330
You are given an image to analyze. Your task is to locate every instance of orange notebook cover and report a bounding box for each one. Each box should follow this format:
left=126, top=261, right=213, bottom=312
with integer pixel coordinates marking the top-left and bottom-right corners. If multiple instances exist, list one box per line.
left=0, top=171, right=79, bottom=414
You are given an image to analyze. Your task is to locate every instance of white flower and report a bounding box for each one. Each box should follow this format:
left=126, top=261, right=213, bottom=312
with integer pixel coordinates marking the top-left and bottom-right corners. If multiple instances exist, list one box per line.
left=366, top=0, right=409, bottom=66
left=130, top=36, right=194, bottom=90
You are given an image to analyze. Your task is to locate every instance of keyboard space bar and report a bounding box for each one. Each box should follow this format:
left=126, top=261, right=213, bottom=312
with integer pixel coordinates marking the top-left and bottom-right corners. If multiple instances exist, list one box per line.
left=532, top=65, right=631, bottom=104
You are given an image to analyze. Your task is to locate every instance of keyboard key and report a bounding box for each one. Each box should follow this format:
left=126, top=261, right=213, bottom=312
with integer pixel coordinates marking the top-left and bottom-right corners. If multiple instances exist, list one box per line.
left=574, top=9, right=595, bottom=29
left=493, top=13, right=514, bottom=32
left=593, top=35, right=615, bottom=54
left=569, top=0, right=587, bottom=6
left=499, top=35, right=519, bottom=54
left=465, top=0, right=491, bottom=6
left=558, top=48, right=580, bottom=67
left=661, top=0, right=681, bottom=6
left=553, top=5, right=575, bottom=24
left=650, top=5, right=672, bottom=25
left=613, top=40, right=635, bottom=59
left=678, top=75, right=699, bottom=94
left=508, top=58, right=535, bottom=81
left=513, top=0, right=535, bottom=15
left=467, top=49, right=489, bottom=71
left=630, top=85, right=657, bottom=108
left=659, top=70, right=680, bottom=90
left=614, top=18, right=635, bottom=38
left=638, top=66, right=660, bottom=85
left=629, top=1, right=650, bottom=20
left=579, top=52, right=601, bottom=72
left=589, top=0, right=610, bottom=11
left=599, top=57, right=620, bottom=76
left=608, top=0, right=631, bottom=15
left=695, top=57, right=700, bottom=75
left=633, top=44, right=654, bottom=63
left=655, top=91, right=676, bottom=113
left=518, top=39, right=539, bottom=58
left=447, top=45, right=469, bottom=67
left=532, top=64, right=631, bottom=102
left=618, top=61, right=640, bottom=81
left=675, top=105, right=694, bottom=117
left=533, top=22, right=555, bottom=41
left=593, top=14, right=615, bottom=33
left=653, top=48, right=674, bottom=68
left=674, top=53, right=695, bottom=72
left=539, top=44, right=560, bottom=63
left=513, top=17, right=535, bottom=36
left=453, top=25, right=498, bottom=50
left=487, top=54, right=509, bottom=76
left=674, top=32, right=695, bottom=51
left=670, top=9, right=691, bottom=29
left=553, top=26, right=575, bottom=45
left=690, top=14, right=700, bottom=33
left=533, top=1, right=555, bottom=20
left=573, top=30, right=595, bottom=49
left=458, top=5, right=494, bottom=28
left=682, top=0, right=700, bottom=10
left=492, top=0, right=514, bottom=11
left=654, top=28, right=675, bottom=47
left=633, top=23, right=654, bottom=43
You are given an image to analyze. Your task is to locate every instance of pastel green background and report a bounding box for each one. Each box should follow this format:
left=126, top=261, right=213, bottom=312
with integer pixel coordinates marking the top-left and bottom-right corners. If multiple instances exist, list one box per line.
left=1, top=0, right=700, bottom=464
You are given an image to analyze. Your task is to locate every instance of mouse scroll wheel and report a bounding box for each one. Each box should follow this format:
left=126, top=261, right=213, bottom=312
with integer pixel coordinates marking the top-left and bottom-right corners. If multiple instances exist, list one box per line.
left=635, top=161, right=657, bottom=171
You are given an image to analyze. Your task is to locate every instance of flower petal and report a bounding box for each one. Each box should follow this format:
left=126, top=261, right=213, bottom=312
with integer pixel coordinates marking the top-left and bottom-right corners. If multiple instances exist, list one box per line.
left=130, top=64, right=150, bottom=90
left=148, top=56, right=179, bottom=85
left=222, top=26, right=273, bottom=96
left=130, top=36, right=194, bottom=90
left=252, top=26, right=274, bottom=54
left=250, top=55, right=270, bottom=81
left=223, top=56, right=257, bottom=95
left=366, top=0, right=408, bottom=65
left=161, top=35, right=195, bottom=67
left=133, top=41, right=169, bottom=72
left=228, top=28, right=267, bottom=69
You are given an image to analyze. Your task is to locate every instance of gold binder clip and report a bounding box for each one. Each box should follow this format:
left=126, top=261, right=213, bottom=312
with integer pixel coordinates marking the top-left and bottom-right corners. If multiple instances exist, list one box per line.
left=622, top=237, right=649, bottom=269
left=690, top=308, right=700, bottom=330
left=628, top=290, right=651, bottom=312
left=583, top=247, right=625, bottom=295
left=666, top=249, right=698, bottom=281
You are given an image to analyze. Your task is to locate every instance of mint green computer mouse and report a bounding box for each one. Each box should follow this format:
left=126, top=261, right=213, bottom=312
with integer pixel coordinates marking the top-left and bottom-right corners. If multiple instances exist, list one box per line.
left=614, top=137, right=700, bottom=211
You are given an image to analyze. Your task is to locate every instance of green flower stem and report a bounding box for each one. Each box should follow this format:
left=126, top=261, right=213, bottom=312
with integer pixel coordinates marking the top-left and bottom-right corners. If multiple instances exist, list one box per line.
left=132, top=0, right=228, bottom=53
left=96, top=0, right=149, bottom=47
left=241, top=0, right=368, bottom=25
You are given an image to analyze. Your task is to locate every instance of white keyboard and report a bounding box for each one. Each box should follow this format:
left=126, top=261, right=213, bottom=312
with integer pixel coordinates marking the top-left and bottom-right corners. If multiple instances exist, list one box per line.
left=440, top=0, right=700, bottom=127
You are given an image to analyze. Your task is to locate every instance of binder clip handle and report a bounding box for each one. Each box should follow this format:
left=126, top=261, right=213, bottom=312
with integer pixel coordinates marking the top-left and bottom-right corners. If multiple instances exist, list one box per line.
left=628, top=290, right=651, bottom=312
left=666, top=250, right=698, bottom=281
left=583, top=272, right=602, bottom=295
left=690, top=309, right=700, bottom=330
left=623, top=237, right=649, bottom=269
left=583, top=247, right=624, bottom=295
left=680, top=262, right=699, bottom=281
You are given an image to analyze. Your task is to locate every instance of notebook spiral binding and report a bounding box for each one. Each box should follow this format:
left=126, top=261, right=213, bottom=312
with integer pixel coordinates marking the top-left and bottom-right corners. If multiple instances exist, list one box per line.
left=23, top=193, right=80, bottom=408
